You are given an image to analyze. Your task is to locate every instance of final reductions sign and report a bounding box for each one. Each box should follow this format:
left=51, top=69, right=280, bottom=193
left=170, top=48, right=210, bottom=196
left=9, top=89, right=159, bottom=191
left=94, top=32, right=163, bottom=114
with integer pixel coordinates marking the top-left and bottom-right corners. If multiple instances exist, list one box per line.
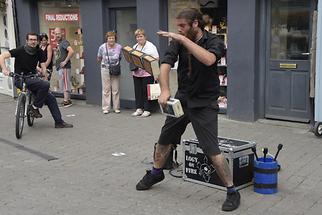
left=45, top=13, right=79, bottom=49
left=45, top=13, right=80, bottom=22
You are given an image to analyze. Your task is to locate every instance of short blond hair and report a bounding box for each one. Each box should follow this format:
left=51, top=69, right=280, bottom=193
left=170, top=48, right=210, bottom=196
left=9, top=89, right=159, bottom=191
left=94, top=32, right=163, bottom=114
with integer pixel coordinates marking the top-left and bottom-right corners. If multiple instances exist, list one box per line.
left=105, top=31, right=117, bottom=40
left=134, top=28, right=145, bottom=36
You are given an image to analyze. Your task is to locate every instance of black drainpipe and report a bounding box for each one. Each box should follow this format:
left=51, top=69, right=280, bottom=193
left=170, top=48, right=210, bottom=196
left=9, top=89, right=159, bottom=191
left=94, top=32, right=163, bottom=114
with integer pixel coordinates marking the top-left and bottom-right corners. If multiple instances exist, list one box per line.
left=12, top=0, right=20, bottom=46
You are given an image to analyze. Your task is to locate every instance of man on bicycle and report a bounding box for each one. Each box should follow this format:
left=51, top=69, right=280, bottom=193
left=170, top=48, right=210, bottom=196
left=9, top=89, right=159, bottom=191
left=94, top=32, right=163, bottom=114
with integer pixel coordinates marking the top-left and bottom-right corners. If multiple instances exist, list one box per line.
left=0, top=32, right=73, bottom=128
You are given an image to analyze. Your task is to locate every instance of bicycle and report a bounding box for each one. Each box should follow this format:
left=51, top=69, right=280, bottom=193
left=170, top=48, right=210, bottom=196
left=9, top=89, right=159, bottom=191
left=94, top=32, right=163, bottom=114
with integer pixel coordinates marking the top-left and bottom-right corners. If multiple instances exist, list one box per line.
left=9, top=72, right=38, bottom=139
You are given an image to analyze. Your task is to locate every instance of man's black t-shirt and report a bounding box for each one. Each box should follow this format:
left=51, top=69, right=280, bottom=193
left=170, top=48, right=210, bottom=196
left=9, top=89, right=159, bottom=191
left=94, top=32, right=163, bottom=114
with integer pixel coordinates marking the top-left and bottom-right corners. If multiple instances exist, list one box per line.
left=161, top=30, right=225, bottom=108
left=9, top=46, right=46, bottom=75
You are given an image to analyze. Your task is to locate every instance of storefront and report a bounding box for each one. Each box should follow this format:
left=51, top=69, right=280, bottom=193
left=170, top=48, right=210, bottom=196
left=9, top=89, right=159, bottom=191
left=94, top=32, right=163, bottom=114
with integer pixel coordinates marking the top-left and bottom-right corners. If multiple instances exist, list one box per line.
left=13, top=0, right=317, bottom=123
left=38, top=1, right=85, bottom=98
left=0, top=0, right=16, bottom=97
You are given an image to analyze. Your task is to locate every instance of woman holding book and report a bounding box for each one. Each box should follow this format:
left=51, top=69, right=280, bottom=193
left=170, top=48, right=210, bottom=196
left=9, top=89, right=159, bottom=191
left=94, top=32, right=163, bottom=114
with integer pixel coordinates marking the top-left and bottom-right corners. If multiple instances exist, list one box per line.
left=131, top=28, right=159, bottom=117
left=97, top=31, right=122, bottom=114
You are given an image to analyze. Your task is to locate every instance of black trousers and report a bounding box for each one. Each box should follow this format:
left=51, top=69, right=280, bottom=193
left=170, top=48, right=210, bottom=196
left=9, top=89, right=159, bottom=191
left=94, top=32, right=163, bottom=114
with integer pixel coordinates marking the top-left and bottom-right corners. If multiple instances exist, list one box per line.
left=133, top=76, right=154, bottom=112
left=15, top=77, right=63, bottom=124
left=158, top=103, right=221, bottom=156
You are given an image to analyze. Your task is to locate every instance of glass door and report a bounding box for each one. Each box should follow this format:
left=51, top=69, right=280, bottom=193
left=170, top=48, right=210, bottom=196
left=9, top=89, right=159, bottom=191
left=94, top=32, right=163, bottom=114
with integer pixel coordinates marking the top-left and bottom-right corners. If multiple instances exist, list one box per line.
left=265, top=0, right=312, bottom=122
left=110, top=8, right=137, bottom=101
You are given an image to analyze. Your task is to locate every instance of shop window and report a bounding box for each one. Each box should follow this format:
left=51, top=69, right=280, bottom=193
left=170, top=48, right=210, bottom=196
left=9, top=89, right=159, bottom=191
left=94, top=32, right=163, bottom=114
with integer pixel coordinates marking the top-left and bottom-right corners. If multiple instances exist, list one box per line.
left=167, top=0, right=228, bottom=113
left=38, top=0, right=85, bottom=96
left=200, top=0, right=227, bottom=113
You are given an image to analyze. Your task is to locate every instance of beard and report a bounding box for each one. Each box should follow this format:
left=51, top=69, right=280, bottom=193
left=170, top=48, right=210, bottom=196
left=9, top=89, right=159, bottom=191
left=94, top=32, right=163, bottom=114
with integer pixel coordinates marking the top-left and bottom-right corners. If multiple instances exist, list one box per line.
left=186, top=27, right=198, bottom=41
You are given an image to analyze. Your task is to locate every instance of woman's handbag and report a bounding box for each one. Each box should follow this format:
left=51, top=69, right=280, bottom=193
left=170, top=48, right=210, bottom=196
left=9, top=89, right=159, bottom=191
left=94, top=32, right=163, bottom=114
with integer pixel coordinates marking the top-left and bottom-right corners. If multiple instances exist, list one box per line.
left=147, top=81, right=161, bottom=100
left=109, top=64, right=121, bottom=76
left=106, top=43, right=121, bottom=76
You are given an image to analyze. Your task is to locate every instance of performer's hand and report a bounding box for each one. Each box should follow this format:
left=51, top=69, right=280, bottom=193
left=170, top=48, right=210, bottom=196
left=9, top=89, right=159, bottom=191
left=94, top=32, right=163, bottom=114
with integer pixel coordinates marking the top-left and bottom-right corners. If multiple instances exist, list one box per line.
left=158, top=90, right=171, bottom=107
left=157, top=31, right=185, bottom=42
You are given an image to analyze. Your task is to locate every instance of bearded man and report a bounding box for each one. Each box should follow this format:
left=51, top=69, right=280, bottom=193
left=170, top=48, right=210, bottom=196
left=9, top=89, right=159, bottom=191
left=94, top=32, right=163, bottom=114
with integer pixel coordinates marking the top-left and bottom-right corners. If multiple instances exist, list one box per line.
left=135, top=8, right=240, bottom=212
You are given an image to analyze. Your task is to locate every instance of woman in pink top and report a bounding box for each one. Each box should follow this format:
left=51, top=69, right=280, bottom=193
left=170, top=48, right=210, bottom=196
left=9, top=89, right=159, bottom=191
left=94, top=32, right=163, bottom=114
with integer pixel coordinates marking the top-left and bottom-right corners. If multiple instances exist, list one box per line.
left=131, top=28, right=159, bottom=117
left=97, top=31, right=122, bottom=114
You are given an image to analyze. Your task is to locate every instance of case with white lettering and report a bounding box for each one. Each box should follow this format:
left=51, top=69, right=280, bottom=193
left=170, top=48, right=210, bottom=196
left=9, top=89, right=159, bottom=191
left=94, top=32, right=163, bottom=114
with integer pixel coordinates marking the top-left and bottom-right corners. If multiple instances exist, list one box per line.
left=183, top=137, right=256, bottom=190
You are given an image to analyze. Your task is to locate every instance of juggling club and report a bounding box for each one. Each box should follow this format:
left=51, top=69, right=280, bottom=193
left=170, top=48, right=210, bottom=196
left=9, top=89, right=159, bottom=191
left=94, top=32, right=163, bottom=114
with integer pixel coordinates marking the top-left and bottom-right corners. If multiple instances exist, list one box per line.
left=274, top=144, right=283, bottom=161
left=263, top=147, right=268, bottom=162
left=251, top=147, right=259, bottom=161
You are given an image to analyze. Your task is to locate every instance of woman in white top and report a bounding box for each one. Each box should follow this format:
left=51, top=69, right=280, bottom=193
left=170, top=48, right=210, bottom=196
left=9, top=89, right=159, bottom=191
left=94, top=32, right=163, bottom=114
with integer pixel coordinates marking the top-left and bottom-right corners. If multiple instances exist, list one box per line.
left=131, top=28, right=159, bottom=117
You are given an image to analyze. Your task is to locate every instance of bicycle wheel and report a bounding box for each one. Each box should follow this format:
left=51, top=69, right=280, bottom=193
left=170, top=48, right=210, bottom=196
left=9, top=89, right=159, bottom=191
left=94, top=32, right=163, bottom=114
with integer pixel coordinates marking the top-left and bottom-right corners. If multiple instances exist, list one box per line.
left=27, top=104, right=34, bottom=127
left=15, top=94, right=26, bottom=139
left=27, top=94, right=34, bottom=127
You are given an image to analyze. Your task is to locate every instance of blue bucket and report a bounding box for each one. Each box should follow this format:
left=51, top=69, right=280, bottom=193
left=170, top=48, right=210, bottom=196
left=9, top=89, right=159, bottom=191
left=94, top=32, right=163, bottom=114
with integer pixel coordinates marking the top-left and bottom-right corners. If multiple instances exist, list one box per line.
left=254, top=157, right=278, bottom=194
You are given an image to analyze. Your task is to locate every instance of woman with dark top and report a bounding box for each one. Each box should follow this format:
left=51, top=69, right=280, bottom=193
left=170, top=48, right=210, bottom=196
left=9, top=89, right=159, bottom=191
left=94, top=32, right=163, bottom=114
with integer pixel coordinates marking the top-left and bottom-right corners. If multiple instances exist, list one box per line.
left=38, top=33, right=53, bottom=80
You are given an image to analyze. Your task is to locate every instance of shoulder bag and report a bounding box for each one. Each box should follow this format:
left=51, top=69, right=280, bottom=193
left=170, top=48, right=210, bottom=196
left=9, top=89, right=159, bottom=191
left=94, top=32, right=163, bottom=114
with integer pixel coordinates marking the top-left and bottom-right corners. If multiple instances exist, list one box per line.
left=106, top=43, right=121, bottom=76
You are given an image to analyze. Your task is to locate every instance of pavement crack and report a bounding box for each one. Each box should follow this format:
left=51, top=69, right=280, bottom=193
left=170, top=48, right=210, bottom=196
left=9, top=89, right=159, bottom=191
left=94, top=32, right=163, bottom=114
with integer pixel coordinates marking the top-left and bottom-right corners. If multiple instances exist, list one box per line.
left=0, top=137, right=58, bottom=161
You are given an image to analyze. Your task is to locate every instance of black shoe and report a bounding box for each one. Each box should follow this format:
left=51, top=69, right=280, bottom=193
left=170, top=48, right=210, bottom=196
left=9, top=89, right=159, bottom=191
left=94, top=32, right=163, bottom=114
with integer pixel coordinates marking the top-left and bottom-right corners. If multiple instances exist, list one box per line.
left=222, top=191, right=241, bottom=212
left=55, top=121, right=73, bottom=128
left=62, top=100, right=72, bottom=108
left=29, top=106, right=42, bottom=118
left=136, top=170, right=165, bottom=191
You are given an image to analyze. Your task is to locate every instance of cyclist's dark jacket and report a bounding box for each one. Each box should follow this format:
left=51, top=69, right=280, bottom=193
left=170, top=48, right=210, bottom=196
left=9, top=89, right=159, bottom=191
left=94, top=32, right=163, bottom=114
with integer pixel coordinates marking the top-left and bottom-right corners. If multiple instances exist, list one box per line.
left=9, top=46, right=46, bottom=75
left=160, top=30, right=225, bottom=108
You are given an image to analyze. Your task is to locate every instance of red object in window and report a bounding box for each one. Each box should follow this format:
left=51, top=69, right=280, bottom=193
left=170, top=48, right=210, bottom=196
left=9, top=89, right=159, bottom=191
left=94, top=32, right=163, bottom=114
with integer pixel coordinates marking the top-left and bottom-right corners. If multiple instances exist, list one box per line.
left=49, top=28, right=66, bottom=49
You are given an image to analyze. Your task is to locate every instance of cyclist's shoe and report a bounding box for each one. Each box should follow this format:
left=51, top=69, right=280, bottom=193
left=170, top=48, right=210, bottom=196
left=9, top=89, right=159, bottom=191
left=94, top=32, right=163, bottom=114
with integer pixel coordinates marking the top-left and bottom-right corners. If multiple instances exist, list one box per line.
left=29, top=106, right=42, bottom=118
left=62, top=100, right=72, bottom=108
left=136, top=170, right=165, bottom=190
left=55, top=121, right=73, bottom=128
left=222, top=191, right=241, bottom=212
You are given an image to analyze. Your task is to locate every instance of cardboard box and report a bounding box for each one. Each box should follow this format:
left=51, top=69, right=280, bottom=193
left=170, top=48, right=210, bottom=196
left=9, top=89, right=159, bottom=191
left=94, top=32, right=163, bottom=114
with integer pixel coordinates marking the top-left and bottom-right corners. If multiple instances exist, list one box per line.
left=183, top=137, right=256, bottom=190
left=142, top=55, right=160, bottom=77
left=122, top=46, right=134, bottom=64
left=159, top=98, right=184, bottom=118
left=122, top=45, right=160, bottom=77
left=129, top=50, right=145, bottom=68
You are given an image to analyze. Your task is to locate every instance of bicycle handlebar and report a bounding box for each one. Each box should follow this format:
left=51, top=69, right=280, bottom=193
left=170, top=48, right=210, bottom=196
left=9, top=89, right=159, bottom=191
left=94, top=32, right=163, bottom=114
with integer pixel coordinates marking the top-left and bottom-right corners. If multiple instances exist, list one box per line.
left=9, top=72, right=44, bottom=79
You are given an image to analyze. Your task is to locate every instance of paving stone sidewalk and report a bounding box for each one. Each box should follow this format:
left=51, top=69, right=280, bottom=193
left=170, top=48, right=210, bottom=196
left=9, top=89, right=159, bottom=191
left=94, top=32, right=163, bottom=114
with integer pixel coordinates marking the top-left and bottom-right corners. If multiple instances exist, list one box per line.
left=0, top=94, right=321, bottom=215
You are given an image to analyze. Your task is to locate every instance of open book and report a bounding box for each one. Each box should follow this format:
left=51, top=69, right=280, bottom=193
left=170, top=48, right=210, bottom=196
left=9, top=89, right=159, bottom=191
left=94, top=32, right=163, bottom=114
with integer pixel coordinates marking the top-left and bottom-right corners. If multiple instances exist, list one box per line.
left=122, top=45, right=160, bottom=77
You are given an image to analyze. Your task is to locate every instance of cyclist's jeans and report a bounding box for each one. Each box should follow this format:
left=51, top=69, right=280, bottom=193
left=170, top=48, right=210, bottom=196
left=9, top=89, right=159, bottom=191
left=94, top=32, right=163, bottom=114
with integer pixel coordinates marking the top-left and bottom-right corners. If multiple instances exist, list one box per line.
left=15, top=78, right=49, bottom=108
left=15, top=78, right=63, bottom=124
left=44, top=92, right=63, bottom=124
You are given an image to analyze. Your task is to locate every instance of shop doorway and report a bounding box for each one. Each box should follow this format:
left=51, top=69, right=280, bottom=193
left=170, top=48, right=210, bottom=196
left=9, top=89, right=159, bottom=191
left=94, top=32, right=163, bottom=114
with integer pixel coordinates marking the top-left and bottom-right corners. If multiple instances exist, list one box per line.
left=109, top=7, right=137, bottom=104
left=265, top=0, right=313, bottom=122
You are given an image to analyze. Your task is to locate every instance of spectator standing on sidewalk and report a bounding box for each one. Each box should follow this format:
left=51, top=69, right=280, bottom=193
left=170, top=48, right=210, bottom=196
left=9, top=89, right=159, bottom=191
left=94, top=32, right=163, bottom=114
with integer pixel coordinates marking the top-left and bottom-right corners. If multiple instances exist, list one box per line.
left=54, top=27, right=74, bottom=107
left=135, top=8, right=240, bottom=212
left=131, top=28, right=159, bottom=118
left=38, top=33, right=53, bottom=81
left=97, top=31, right=122, bottom=114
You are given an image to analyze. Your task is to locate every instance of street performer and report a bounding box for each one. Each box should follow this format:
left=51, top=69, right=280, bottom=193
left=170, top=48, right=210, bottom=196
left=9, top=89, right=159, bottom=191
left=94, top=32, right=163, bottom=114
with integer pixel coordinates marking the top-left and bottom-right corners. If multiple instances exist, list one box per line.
left=135, top=8, right=240, bottom=211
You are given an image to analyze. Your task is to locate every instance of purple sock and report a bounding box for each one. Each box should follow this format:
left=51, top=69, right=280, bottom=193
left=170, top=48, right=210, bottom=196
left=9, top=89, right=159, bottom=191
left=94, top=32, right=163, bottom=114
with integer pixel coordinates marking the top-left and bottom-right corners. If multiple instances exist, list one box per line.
left=227, top=185, right=236, bottom=194
left=151, top=167, right=162, bottom=175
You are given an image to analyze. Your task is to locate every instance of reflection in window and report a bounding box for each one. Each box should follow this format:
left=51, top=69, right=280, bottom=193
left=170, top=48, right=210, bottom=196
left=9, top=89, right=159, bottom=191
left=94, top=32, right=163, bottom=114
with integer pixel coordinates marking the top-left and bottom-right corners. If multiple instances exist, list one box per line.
left=270, top=0, right=310, bottom=60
